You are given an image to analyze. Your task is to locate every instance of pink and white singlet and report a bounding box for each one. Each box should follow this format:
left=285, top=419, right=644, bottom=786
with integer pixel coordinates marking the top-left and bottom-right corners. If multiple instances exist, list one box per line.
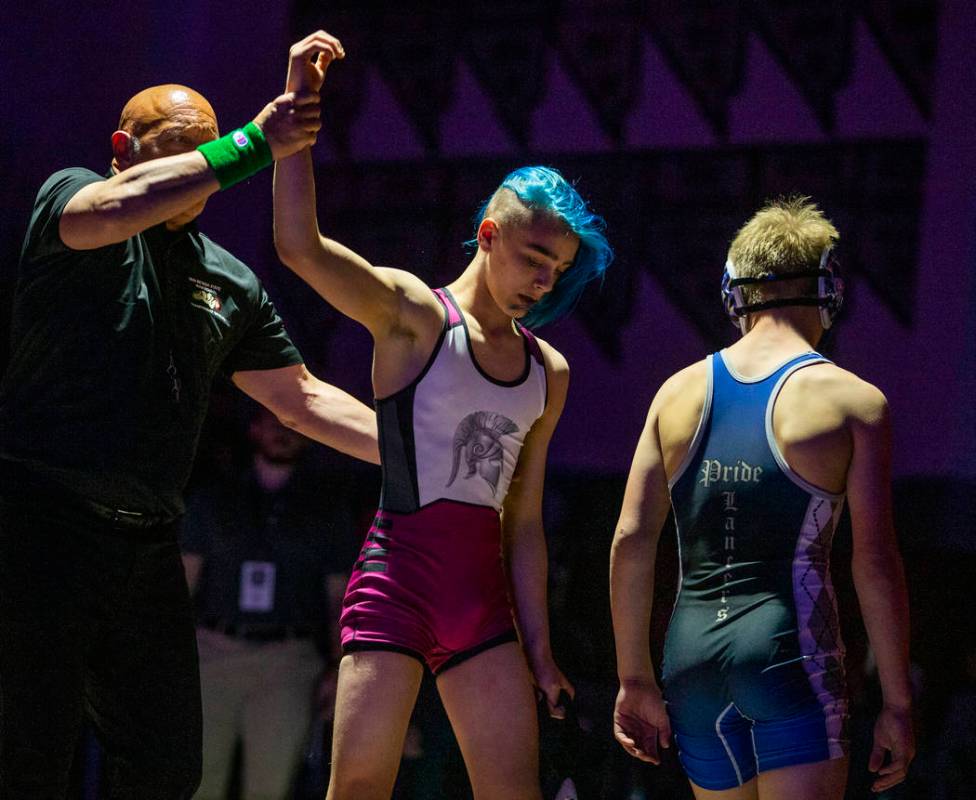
left=339, top=288, right=548, bottom=673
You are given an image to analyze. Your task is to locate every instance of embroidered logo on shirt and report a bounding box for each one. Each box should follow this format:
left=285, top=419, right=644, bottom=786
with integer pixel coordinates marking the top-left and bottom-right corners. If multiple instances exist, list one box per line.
left=446, top=411, right=519, bottom=495
left=188, top=277, right=228, bottom=322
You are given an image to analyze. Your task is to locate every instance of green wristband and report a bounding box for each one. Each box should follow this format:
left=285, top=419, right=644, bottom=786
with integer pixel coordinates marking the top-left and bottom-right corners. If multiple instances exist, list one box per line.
left=197, top=122, right=273, bottom=190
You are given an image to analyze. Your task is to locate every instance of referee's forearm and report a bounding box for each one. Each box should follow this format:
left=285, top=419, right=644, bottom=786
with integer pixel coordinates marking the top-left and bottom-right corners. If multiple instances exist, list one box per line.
left=293, top=379, right=379, bottom=465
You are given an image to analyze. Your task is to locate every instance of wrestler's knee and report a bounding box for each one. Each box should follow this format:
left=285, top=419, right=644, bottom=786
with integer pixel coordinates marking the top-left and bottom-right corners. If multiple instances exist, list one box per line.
left=469, top=774, right=543, bottom=800
left=327, top=772, right=398, bottom=800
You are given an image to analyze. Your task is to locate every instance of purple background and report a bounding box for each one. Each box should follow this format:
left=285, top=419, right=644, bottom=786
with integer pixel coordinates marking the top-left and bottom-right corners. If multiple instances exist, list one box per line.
left=1, top=6, right=974, bottom=796
left=1, top=0, right=973, bottom=502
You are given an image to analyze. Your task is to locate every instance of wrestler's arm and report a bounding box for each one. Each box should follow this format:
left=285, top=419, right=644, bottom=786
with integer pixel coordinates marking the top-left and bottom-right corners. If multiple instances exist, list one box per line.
left=232, top=363, right=379, bottom=465
left=272, top=32, right=440, bottom=338
left=846, top=382, right=915, bottom=792
left=500, top=343, right=574, bottom=717
left=610, top=384, right=674, bottom=763
left=60, top=41, right=325, bottom=251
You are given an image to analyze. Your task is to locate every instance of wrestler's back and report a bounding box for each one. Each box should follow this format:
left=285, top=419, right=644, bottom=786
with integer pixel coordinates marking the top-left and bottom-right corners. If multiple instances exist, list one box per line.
left=658, top=345, right=868, bottom=495
left=657, top=345, right=861, bottom=730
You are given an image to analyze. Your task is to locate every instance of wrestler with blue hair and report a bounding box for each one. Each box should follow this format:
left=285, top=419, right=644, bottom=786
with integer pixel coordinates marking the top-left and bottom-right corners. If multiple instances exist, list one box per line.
left=470, top=165, right=613, bottom=330
left=272, top=31, right=612, bottom=800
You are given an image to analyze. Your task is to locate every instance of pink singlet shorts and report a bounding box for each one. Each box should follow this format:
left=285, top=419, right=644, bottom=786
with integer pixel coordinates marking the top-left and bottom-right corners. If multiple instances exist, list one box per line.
left=339, top=500, right=517, bottom=674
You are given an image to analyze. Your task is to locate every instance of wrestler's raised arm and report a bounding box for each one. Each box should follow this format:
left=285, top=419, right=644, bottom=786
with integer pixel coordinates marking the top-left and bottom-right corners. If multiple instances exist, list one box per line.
left=272, top=31, right=441, bottom=342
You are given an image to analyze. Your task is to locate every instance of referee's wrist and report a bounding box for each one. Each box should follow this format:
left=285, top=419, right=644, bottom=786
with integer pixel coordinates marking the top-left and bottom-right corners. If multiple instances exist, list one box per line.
left=197, top=122, right=273, bottom=190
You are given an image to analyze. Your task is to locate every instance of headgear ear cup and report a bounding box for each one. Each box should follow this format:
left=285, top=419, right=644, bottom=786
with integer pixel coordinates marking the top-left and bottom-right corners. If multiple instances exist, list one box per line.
left=813, top=252, right=844, bottom=355
left=817, top=247, right=844, bottom=329
left=818, top=250, right=831, bottom=329
left=722, top=246, right=842, bottom=332
left=721, top=260, right=749, bottom=335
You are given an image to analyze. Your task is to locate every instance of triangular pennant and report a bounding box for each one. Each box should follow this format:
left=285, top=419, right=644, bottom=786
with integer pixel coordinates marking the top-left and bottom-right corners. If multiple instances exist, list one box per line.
left=728, top=33, right=825, bottom=143
left=835, top=19, right=928, bottom=137
left=461, top=1, right=556, bottom=146
left=860, top=0, right=936, bottom=118
left=349, top=65, right=426, bottom=161
left=441, top=60, right=516, bottom=156
left=750, top=1, right=855, bottom=133
left=371, top=9, right=460, bottom=153
left=553, top=2, right=643, bottom=144
left=626, top=31, right=716, bottom=148
left=645, top=0, right=747, bottom=137
left=531, top=53, right=612, bottom=152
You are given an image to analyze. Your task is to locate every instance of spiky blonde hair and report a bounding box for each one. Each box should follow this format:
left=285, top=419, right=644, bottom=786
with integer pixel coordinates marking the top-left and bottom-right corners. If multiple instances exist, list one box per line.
left=728, top=196, right=839, bottom=304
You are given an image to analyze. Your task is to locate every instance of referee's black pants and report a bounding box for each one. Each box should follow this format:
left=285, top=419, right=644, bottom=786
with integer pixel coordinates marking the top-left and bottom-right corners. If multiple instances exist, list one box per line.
left=0, top=489, right=202, bottom=799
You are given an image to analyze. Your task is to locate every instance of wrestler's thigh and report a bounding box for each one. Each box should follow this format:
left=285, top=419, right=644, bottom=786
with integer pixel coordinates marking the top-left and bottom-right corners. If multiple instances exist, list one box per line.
left=689, top=778, right=759, bottom=800
left=327, top=650, right=424, bottom=800
left=756, top=756, right=848, bottom=800
left=436, top=641, right=541, bottom=800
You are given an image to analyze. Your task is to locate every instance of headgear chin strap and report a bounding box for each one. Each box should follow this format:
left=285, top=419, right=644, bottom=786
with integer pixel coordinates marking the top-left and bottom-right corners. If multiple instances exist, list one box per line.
left=721, top=246, right=844, bottom=334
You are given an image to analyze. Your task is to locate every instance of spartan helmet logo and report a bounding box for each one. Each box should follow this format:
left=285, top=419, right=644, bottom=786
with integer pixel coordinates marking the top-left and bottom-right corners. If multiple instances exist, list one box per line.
left=446, top=411, right=519, bottom=495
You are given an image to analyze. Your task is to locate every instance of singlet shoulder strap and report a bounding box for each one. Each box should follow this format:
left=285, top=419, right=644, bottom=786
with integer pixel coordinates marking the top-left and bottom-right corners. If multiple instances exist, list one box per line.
left=515, top=322, right=545, bottom=366
left=668, top=353, right=715, bottom=490
left=432, top=287, right=464, bottom=328
left=716, top=349, right=828, bottom=385
left=782, top=351, right=830, bottom=371
left=764, top=353, right=844, bottom=501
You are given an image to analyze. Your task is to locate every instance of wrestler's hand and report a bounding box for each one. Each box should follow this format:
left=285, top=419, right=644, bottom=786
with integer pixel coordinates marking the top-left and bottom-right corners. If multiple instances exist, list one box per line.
left=868, top=704, right=915, bottom=793
left=252, top=90, right=322, bottom=160
left=529, top=652, right=575, bottom=719
left=285, top=30, right=345, bottom=94
left=614, top=678, right=671, bottom=764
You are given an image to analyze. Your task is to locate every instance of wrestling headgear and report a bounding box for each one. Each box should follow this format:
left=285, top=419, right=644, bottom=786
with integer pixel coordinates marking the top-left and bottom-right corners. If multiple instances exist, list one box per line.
left=721, top=246, right=844, bottom=334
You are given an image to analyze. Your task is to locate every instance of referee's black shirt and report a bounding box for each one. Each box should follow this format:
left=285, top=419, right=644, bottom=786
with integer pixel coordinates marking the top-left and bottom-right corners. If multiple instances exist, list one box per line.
left=0, top=168, right=302, bottom=518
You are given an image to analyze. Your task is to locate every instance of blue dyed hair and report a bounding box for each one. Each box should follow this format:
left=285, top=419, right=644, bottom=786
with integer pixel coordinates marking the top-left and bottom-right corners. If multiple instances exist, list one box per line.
left=469, top=166, right=613, bottom=329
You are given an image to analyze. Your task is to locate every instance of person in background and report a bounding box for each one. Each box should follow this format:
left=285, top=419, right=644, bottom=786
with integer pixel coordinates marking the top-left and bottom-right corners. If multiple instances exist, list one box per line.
left=183, top=405, right=362, bottom=799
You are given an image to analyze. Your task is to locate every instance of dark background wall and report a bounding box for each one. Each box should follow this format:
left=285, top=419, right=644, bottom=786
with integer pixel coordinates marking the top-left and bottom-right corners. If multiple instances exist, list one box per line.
left=2, top=2, right=974, bottom=797
left=3, top=0, right=973, bottom=490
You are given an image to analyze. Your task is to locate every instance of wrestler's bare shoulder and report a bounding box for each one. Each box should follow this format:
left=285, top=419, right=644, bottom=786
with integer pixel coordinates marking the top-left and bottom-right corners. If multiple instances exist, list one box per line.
left=630, top=359, right=708, bottom=477
left=532, top=335, right=570, bottom=378
left=654, top=359, right=709, bottom=415
left=524, top=334, right=569, bottom=417
left=372, top=267, right=443, bottom=329
left=652, top=360, right=710, bottom=462
left=782, top=362, right=889, bottom=426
